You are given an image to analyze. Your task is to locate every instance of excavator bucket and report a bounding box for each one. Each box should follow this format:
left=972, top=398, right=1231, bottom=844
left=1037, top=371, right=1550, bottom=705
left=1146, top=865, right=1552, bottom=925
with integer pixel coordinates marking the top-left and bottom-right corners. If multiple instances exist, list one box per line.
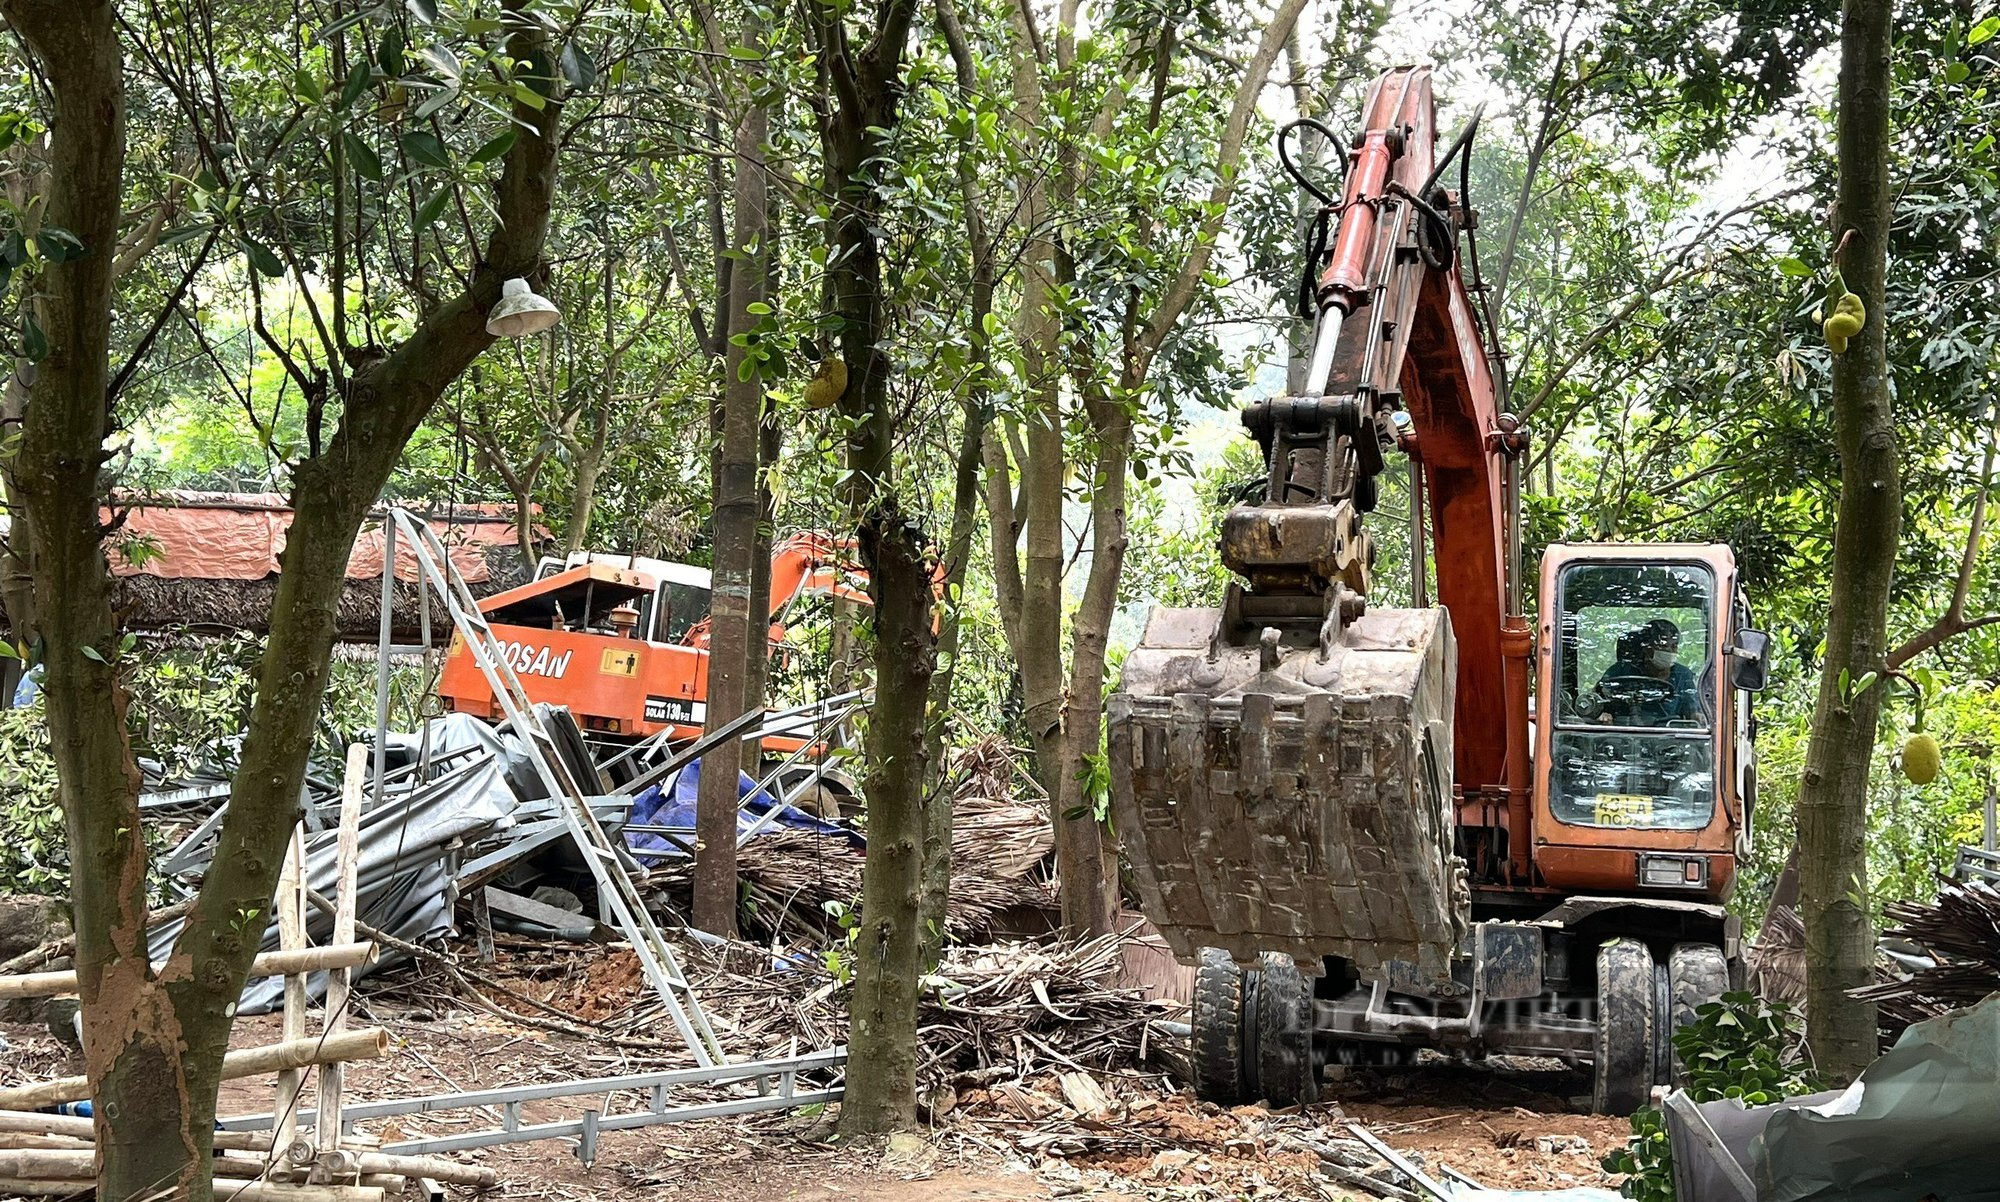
left=1108, top=605, right=1469, bottom=981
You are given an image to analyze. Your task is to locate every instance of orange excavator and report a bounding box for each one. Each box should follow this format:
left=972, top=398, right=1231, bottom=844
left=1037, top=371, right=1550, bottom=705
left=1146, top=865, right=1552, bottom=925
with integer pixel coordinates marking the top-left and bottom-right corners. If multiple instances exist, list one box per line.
left=1109, top=67, right=1773, bottom=1113
left=438, top=531, right=870, bottom=744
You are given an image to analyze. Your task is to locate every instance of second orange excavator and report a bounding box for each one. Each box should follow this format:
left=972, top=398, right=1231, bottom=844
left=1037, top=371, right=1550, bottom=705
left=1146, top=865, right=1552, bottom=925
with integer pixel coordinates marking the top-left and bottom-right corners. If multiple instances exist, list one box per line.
left=436, top=531, right=870, bottom=750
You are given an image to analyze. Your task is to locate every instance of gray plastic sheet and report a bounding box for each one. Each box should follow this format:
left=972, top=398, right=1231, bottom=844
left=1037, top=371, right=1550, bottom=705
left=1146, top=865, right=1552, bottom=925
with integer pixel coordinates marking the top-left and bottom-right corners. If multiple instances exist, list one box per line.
left=148, top=714, right=525, bottom=1014
left=1756, top=992, right=2000, bottom=1202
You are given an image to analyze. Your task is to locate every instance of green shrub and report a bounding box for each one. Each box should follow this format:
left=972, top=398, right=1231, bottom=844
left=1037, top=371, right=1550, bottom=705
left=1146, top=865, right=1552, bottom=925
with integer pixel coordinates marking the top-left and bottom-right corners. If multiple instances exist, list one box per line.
left=0, top=701, right=66, bottom=894
left=1602, top=991, right=1820, bottom=1200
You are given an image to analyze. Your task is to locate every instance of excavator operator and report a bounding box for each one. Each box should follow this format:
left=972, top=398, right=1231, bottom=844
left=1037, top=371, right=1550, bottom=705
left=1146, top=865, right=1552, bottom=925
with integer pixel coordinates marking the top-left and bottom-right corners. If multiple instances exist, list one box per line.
left=1594, top=619, right=1701, bottom=725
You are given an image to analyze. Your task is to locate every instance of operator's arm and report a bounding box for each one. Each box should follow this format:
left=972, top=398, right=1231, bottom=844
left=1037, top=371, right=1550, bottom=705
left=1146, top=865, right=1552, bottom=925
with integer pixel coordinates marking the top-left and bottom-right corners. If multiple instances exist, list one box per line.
left=1672, top=663, right=1702, bottom=720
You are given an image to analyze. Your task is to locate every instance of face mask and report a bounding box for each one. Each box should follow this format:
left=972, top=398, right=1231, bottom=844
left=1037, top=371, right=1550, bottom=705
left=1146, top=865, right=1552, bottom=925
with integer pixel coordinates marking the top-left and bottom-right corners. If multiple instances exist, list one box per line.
left=1651, top=647, right=1678, bottom=670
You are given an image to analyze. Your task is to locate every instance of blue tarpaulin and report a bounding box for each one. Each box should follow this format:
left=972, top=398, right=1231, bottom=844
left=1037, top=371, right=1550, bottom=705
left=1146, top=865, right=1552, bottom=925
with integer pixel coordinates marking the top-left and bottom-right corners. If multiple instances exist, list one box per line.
left=624, top=757, right=858, bottom=863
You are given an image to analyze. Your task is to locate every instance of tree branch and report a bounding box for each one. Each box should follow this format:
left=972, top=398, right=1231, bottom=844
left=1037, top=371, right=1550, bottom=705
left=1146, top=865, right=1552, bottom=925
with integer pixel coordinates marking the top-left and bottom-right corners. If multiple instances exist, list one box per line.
left=1132, top=0, right=1308, bottom=372
left=1888, top=430, right=1997, bottom=669
left=1519, top=184, right=1809, bottom=420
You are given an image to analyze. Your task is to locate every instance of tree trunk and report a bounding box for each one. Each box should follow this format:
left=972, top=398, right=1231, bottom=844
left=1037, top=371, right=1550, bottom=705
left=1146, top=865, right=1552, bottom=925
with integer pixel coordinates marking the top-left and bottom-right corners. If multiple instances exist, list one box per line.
left=744, top=399, right=780, bottom=715
left=693, top=60, right=771, bottom=940
left=1049, top=375, right=1133, bottom=936
left=919, top=0, right=1000, bottom=961
left=744, top=210, right=784, bottom=718
left=562, top=416, right=607, bottom=558
left=1798, top=0, right=1897, bottom=1083
left=0, top=2, right=563, bottom=1193
left=839, top=504, right=936, bottom=1134
left=812, top=0, right=923, bottom=1136
left=993, top=0, right=1092, bottom=928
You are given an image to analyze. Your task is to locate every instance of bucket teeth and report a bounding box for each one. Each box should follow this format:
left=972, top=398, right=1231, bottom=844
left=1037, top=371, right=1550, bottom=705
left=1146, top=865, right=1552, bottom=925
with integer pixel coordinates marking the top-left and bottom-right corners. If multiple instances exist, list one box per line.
left=1109, top=606, right=1468, bottom=980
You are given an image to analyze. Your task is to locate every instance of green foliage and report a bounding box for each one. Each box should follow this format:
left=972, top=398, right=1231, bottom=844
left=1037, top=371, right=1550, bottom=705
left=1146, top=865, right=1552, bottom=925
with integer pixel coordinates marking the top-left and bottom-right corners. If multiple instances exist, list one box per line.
left=0, top=701, right=65, bottom=894
left=1603, top=992, right=1820, bottom=1198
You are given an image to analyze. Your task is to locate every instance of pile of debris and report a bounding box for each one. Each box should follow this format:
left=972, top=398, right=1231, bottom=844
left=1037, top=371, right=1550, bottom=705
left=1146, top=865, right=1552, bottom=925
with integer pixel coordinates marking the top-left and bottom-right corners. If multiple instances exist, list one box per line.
left=642, top=736, right=1056, bottom=941
left=941, top=1072, right=1622, bottom=1202
left=539, top=927, right=1186, bottom=1086
left=1851, top=876, right=2000, bottom=1039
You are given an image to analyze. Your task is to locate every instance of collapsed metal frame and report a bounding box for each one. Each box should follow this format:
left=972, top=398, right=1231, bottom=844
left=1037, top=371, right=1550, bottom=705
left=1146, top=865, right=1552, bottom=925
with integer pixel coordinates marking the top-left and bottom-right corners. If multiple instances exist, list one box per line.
left=229, top=509, right=863, bottom=1160
left=386, top=509, right=726, bottom=1066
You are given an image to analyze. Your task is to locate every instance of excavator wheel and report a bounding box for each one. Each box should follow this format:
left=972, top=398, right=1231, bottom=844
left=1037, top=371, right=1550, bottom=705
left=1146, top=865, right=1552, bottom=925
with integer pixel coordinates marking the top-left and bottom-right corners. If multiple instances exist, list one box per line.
left=1191, top=947, right=1249, bottom=1105
left=1254, top=953, right=1318, bottom=1108
left=1667, top=943, right=1730, bottom=1085
left=1592, top=938, right=1656, bottom=1116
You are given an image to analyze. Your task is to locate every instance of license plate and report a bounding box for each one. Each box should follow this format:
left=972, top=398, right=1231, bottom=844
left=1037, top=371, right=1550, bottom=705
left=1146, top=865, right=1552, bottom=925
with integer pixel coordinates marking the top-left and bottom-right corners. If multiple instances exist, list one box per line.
left=1594, top=793, right=1655, bottom=825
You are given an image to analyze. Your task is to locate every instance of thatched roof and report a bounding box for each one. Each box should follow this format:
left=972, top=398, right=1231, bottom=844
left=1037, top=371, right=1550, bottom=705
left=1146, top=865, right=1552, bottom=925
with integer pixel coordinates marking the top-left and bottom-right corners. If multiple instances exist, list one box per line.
left=122, top=542, right=532, bottom=640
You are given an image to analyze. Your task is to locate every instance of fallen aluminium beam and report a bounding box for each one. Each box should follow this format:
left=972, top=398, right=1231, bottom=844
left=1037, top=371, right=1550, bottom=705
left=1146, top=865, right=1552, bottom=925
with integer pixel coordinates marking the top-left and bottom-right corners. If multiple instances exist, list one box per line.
left=216, top=1047, right=847, bottom=1165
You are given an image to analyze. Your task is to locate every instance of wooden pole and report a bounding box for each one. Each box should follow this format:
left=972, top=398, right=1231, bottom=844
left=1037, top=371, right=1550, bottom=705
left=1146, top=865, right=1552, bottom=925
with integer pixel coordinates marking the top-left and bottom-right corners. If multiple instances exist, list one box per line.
left=0, top=1112, right=94, bottom=1138
left=0, top=942, right=377, bottom=1000
left=0, top=1134, right=92, bottom=1150
left=276, top=822, right=309, bottom=1177
left=318, top=743, right=369, bottom=1167
left=0, top=1027, right=391, bottom=1111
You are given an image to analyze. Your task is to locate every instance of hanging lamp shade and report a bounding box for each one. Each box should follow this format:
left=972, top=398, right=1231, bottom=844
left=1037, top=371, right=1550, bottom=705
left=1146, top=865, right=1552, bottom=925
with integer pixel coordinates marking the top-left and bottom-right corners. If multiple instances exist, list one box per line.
left=486, top=277, right=561, bottom=338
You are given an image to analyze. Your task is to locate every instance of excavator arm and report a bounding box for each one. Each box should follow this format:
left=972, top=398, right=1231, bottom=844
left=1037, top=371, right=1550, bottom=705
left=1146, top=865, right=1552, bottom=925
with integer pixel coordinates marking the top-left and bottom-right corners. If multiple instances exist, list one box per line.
left=683, top=532, right=873, bottom=650
left=1110, top=67, right=1532, bottom=979
left=1230, top=67, right=1533, bottom=876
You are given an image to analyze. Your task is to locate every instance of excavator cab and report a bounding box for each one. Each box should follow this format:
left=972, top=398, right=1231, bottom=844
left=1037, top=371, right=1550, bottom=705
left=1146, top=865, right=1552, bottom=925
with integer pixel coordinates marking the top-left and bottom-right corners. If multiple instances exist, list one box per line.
left=1108, top=64, right=1770, bottom=1115
left=1533, top=544, right=1766, bottom=900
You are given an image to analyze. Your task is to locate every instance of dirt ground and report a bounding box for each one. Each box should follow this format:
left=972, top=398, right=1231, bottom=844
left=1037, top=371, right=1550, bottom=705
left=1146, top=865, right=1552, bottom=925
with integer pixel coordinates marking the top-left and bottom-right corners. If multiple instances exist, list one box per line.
left=1, top=943, right=1631, bottom=1201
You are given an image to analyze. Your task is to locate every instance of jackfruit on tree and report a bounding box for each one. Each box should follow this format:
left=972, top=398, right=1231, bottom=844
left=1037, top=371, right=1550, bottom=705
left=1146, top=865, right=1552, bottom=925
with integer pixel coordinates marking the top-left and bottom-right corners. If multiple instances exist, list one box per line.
left=1820, top=268, right=1866, bottom=353
left=1902, top=732, right=1941, bottom=785
left=802, top=358, right=848, bottom=409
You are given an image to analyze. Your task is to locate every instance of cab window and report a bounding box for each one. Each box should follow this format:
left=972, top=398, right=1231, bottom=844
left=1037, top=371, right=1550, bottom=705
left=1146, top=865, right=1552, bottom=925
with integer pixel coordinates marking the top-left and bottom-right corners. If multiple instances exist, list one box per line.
left=1556, top=563, right=1715, bottom=729
left=1550, top=562, right=1717, bottom=831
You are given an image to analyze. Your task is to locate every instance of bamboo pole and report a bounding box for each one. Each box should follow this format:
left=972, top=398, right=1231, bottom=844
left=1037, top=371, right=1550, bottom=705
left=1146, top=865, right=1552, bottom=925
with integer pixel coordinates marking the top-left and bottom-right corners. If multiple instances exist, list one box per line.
left=0, top=1179, right=382, bottom=1202
left=0, top=942, right=378, bottom=1001
left=208, top=1179, right=386, bottom=1202
left=348, top=1152, right=495, bottom=1188
left=0, top=1149, right=100, bottom=1176
left=0, top=1115, right=279, bottom=1154
left=276, top=822, right=309, bottom=1177
left=0, top=1027, right=391, bottom=1111
left=0, top=1112, right=92, bottom=1138
left=0, top=1134, right=92, bottom=1150
left=0, top=1134, right=487, bottom=1188
left=318, top=744, right=368, bottom=1165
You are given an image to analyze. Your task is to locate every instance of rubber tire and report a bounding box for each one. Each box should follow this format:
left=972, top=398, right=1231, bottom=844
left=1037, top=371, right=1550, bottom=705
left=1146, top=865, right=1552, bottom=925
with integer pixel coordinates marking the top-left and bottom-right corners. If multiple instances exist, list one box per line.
left=1667, top=943, right=1730, bottom=1085
left=1592, top=939, right=1657, bottom=1116
left=1254, top=953, right=1319, bottom=1108
left=1191, top=947, right=1248, bottom=1105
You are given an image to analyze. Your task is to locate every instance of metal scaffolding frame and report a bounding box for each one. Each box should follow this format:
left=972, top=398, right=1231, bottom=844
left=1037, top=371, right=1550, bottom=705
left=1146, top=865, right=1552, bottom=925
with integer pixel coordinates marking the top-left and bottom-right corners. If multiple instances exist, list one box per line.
left=218, top=1048, right=848, bottom=1164
left=272, top=509, right=863, bottom=1163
